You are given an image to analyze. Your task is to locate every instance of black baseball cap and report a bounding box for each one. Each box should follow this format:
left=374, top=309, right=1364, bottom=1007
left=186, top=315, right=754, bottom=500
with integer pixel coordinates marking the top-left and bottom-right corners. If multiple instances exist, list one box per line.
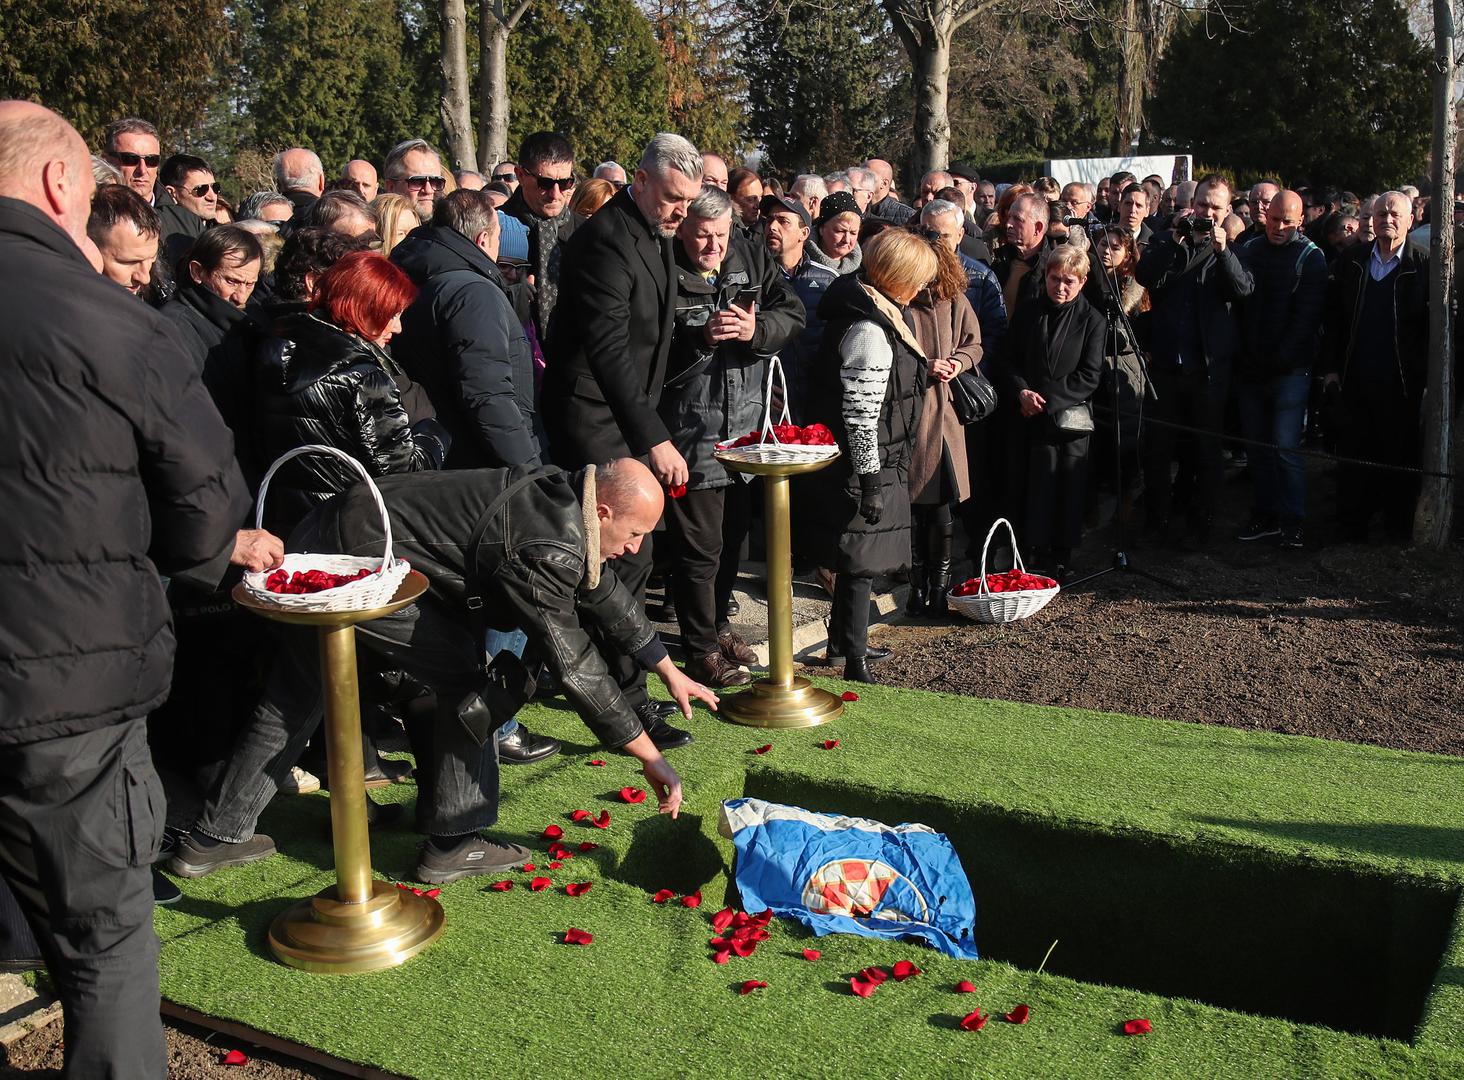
left=949, top=161, right=981, bottom=183
left=760, top=193, right=811, bottom=229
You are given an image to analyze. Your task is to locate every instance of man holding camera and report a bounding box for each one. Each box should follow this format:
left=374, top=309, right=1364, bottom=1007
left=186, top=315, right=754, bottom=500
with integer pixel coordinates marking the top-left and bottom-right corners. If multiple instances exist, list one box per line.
left=1137, top=173, right=1254, bottom=547
left=658, top=187, right=803, bottom=687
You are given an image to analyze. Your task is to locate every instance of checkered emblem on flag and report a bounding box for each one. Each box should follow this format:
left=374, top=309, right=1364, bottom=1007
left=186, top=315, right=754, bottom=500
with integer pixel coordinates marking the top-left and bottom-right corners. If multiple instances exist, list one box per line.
left=803, top=860, right=903, bottom=918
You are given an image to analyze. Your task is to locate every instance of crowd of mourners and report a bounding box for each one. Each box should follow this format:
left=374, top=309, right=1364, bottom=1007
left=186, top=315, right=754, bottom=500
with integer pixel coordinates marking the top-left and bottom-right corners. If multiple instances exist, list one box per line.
left=0, top=98, right=1442, bottom=1077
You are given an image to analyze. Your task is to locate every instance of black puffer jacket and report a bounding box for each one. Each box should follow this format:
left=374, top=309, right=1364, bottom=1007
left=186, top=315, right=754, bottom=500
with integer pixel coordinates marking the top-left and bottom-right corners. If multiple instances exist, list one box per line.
left=252, top=310, right=450, bottom=534
left=162, top=280, right=257, bottom=468
left=307, top=466, right=662, bottom=749
left=391, top=225, right=542, bottom=469
left=0, top=197, right=250, bottom=746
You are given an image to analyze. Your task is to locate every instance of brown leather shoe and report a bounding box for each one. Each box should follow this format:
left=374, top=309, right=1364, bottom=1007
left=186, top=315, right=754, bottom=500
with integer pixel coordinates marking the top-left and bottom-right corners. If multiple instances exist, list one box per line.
left=689, top=651, right=752, bottom=688
left=717, top=629, right=758, bottom=666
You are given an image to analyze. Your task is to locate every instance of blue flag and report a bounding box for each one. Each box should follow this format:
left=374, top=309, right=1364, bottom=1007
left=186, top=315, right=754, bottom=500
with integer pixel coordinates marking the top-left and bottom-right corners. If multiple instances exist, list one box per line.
left=718, top=798, right=978, bottom=959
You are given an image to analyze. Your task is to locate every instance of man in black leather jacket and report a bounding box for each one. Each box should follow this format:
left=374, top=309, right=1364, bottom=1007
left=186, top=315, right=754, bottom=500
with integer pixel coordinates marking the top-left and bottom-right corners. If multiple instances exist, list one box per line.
left=171, top=459, right=718, bottom=885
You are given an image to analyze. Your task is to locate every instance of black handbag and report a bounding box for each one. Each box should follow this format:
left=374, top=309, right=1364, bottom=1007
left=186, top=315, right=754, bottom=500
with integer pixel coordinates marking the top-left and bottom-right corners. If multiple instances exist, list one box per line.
left=948, top=367, right=998, bottom=425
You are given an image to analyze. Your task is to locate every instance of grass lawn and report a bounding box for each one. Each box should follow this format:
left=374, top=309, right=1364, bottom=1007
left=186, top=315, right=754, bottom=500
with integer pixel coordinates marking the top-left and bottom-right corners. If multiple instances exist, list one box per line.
left=155, top=679, right=1464, bottom=1079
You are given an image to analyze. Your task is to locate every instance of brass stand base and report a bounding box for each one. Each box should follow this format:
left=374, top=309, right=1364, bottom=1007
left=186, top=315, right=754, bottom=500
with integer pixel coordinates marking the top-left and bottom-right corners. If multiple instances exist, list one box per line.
left=269, top=880, right=446, bottom=975
left=721, top=676, right=845, bottom=729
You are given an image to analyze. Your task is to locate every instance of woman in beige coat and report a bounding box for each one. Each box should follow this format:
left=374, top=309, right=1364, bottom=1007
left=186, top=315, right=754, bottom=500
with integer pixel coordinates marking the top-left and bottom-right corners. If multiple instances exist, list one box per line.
left=905, top=233, right=983, bottom=615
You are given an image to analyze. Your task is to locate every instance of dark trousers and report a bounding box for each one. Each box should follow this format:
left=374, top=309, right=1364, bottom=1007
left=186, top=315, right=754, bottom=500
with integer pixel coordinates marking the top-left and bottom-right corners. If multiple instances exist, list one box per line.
left=717, top=480, right=753, bottom=618
left=829, top=574, right=874, bottom=658
left=1336, top=389, right=1421, bottom=539
left=1143, top=362, right=1230, bottom=528
left=0, top=719, right=167, bottom=1078
left=196, top=600, right=499, bottom=842
left=600, top=536, right=652, bottom=710
left=664, top=487, right=728, bottom=658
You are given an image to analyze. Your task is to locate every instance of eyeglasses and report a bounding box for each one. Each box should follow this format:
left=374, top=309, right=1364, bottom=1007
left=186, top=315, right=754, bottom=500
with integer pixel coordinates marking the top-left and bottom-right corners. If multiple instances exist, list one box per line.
left=526, top=171, right=576, bottom=193
left=113, top=152, right=160, bottom=169
left=187, top=182, right=221, bottom=197
left=401, top=175, right=446, bottom=191
left=492, top=171, right=517, bottom=183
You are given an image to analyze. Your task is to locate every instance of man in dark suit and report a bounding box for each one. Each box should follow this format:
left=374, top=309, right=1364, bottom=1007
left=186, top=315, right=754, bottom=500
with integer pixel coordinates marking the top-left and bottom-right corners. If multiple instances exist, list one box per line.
left=544, top=132, right=704, bottom=747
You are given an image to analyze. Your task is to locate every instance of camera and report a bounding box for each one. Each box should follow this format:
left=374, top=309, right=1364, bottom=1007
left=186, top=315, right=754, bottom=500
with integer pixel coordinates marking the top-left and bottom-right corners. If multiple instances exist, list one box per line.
left=1175, top=215, right=1214, bottom=241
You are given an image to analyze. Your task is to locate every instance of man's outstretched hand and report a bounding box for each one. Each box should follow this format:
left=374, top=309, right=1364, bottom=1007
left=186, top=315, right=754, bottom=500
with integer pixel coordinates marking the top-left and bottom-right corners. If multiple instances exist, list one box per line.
left=656, top=658, right=720, bottom=720
left=230, top=529, right=284, bottom=572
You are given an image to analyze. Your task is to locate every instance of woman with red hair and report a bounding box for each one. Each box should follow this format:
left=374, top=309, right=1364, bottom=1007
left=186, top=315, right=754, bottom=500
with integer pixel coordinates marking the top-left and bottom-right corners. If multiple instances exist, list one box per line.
left=253, top=250, right=450, bottom=533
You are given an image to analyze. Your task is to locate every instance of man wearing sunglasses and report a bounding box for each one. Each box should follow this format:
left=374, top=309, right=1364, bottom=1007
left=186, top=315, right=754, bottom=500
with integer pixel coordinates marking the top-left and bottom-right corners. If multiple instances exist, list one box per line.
left=383, top=137, right=448, bottom=221
left=502, top=131, right=581, bottom=343
left=157, top=153, right=217, bottom=268
left=101, top=117, right=161, bottom=203
left=491, top=162, right=519, bottom=192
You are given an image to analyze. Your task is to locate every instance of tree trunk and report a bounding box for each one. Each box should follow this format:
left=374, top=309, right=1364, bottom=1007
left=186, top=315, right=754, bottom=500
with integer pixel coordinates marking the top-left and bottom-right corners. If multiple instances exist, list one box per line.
left=439, top=0, right=476, bottom=171
left=1417, top=0, right=1456, bottom=547
left=909, top=29, right=952, bottom=177
left=478, top=7, right=511, bottom=172
left=1111, top=0, right=1143, bottom=154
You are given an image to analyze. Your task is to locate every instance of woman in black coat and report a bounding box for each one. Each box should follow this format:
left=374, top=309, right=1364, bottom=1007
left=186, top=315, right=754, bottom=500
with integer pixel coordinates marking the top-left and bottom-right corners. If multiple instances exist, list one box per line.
left=998, top=242, right=1106, bottom=578
left=798, top=230, right=937, bottom=683
left=253, top=250, right=449, bottom=535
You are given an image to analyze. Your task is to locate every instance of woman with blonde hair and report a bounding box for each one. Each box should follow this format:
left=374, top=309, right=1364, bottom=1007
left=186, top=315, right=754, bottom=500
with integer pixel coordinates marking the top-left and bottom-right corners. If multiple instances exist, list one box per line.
left=797, top=229, right=937, bottom=682
left=904, top=230, right=982, bottom=616
left=371, top=192, right=419, bottom=257
left=997, top=241, right=1106, bottom=580
left=570, top=177, right=616, bottom=219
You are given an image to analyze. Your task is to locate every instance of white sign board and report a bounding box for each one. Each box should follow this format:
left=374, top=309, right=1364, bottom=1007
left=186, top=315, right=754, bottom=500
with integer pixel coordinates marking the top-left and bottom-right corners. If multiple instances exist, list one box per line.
left=1043, top=154, right=1194, bottom=188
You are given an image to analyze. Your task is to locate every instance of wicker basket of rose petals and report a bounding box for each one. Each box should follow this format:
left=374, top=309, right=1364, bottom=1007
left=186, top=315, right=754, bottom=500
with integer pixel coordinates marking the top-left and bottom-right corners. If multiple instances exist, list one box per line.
left=947, top=518, right=1060, bottom=623
left=715, top=355, right=841, bottom=466
left=241, top=444, right=411, bottom=613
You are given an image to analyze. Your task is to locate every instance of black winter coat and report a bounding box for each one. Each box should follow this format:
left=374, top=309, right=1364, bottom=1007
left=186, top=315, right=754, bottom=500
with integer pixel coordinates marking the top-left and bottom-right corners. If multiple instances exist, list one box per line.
left=392, top=226, right=542, bottom=470
left=252, top=311, right=449, bottom=534
left=500, top=187, right=582, bottom=336
left=1235, top=233, right=1329, bottom=377
left=659, top=236, right=805, bottom=489
left=796, top=273, right=925, bottom=577
left=156, top=187, right=210, bottom=270
left=307, top=467, right=662, bottom=749
left=544, top=188, right=677, bottom=465
left=0, top=198, right=250, bottom=746
left=999, top=292, right=1107, bottom=433
left=1136, top=233, right=1254, bottom=372
left=1321, top=241, right=1429, bottom=399
left=161, top=280, right=256, bottom=458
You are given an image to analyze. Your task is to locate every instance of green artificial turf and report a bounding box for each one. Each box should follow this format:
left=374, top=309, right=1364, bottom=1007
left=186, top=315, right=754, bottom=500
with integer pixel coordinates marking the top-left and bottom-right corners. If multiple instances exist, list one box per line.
left=155, top=680, right=1464, bottom=1079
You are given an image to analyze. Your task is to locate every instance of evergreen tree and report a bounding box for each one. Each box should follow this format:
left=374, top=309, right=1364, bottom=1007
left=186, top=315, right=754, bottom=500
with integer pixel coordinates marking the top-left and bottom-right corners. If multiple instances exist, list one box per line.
left=1149, top=0, right=1429, bottom=192
left=646, top=0, right=746, bottom=159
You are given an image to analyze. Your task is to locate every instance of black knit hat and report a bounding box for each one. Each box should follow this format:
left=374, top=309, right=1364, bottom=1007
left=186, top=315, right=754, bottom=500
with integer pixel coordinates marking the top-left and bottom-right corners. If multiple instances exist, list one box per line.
left=815, top=190, right=862, bottom=229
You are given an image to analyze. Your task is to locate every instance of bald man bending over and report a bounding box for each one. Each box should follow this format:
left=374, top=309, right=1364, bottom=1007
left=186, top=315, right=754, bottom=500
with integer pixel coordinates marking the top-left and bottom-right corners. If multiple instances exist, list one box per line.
left=175, top=461, right=718, bottom=886
left=0, top=101, right=255, bottom=1078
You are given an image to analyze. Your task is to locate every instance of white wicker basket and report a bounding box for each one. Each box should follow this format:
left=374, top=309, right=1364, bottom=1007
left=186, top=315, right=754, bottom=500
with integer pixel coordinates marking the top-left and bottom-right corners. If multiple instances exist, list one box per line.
left=948, top=517, right=1059, bottom=624
left=241, top=444, right=411, bottom=612
left=715, top=355, right=841, bottom=467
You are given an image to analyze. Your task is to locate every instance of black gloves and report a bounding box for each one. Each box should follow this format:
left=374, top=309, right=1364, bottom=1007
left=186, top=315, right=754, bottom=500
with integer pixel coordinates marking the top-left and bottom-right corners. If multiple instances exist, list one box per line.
left=858, top=472, right=883, bottom=525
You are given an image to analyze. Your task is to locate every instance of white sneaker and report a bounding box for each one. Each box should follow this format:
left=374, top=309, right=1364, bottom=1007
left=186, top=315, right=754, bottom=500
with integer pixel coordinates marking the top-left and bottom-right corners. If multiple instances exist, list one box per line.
left=280, top=765, right=321, bottom=795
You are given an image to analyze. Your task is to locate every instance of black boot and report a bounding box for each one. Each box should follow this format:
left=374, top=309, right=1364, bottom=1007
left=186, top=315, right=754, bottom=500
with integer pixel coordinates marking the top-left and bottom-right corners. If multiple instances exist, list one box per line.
left=843, top=655, right=878, bottom=684
left=925, top=517, right=954, bottom=617
left=905, top=554, right=927, bottom=615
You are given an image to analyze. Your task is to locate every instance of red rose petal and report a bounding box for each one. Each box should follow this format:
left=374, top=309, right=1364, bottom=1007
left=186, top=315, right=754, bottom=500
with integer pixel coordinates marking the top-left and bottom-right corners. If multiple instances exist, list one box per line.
left=489, top=880, right=513, bottom=891
left=892, top=960, right=922, bottom=981
left=850, top=974, right=880, bottom=998
left=739, top=980, right=768, bottom=995
left=548, top=842, right=573, bottom=859
left=619, top=786, right=647, bottom=804
left=423, top=888, right=441, bottom=898
left=750, top=910, right=774, bottom=926
left=593, top=810, right=611, bottom=829
left=752, top=744, right=772, bottom=755
left=548, top=861, right=563, bottom=869
left=570, top=809, right=592, bottom=822
left=731, top=911, right=752, bottom=929
left=960, top=1008, right=989, bottom=1031
left=565, top=881, right=593, bottom=897
left=668, top=483, right=688, bottom=499
left=841, top=691, right=859, bottom=701
left=859, top=966, right=888, bottom=985
left=522, top=863, right=536, bottom=872
left=711, top=907, right=736, bottom=931
left=652, top=888, right=676, bottom=903
left=713, top=949, right=732, bottom=965
left=681, top=890, right=703, bottom=909
left=802, top=948, right=821, bottom=961
left=563, top=927, right=593, bottom=945
left=1004, top=1004, right=1030, bottom=1024
left=956, top=980, right=977, bottom=993
left=587, top=759, right=606, bottom=766
left=1123, top=1018, right=1152, bottom=1036
left=221, top=1049, right=249, bottom=1066
left=530, top=876, right=552, bottom=891
left=731, top=937, right=758, bottom=957
left=542, top=825, right=564, bottom=840
left=822, top=739, right=840, bottom=749
left=579, top=842, right=598, bottom=852
left=709, top=936, right=729, bottom=948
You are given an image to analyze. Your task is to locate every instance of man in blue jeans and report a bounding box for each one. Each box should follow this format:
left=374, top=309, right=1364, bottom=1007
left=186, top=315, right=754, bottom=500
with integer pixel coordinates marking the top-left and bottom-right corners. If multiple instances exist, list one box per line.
left=1235, top=190, right=1328, bottom=549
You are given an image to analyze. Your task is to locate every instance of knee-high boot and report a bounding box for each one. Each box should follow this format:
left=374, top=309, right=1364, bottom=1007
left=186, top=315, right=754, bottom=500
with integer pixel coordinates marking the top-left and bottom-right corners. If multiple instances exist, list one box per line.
left=925, top=515, right=954, bottom=617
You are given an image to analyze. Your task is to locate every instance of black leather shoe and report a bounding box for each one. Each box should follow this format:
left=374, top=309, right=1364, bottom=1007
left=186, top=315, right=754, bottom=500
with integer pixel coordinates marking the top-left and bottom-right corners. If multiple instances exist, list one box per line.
left=365, top=795, right=405, bottom=829
left=825, top=644, right=893, bottom=666
left=363, top=754, right=415, bottom=788
left=497, top=724, right=562, bottom=765
left=415, top=835, right=532, bottom=885
left=843, top=656, right=878, bottom=684
left=651, top=699, right=681, bottom=718
left=168, top=833, right=277, bottom=878
left=724, top=597, right=741, bottom=618
left=635, top=702, right=693, bottom=750
left=152, top=867, right=182, bottom=906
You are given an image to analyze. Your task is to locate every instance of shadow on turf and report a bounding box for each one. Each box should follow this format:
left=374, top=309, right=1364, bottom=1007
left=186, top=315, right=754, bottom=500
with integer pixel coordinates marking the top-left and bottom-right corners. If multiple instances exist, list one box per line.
left=1196, top=816, right=1464, bottom=866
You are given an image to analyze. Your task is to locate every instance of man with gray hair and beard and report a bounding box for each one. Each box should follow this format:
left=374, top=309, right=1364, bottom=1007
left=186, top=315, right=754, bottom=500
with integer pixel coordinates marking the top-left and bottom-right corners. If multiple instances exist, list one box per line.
left=544, top=133, right=705, bottom=747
